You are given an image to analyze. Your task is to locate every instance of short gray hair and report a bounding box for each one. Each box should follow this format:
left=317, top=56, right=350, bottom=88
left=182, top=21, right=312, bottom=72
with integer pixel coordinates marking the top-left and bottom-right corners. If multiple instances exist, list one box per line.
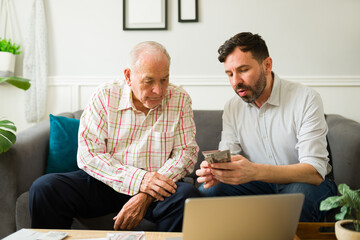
left=128, top=41, right=171, bottom=70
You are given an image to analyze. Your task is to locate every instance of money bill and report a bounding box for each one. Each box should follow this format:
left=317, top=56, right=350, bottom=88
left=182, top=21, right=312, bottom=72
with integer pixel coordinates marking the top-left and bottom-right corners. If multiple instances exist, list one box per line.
left=107, top=232, right=144, bottom=240
left=202, top=149, right=231, bottom=164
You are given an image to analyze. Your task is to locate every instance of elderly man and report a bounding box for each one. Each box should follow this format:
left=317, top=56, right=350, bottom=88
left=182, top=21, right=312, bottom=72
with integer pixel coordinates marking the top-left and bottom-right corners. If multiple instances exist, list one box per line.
left=196, top=32, right=337, bottom=221
left=30, top=41, right=201, bottom=232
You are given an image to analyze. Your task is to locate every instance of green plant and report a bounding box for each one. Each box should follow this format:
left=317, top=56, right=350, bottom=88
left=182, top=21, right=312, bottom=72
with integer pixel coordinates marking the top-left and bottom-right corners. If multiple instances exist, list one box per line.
left=0, top=76, right=31, bottom=90
left=0, top=37, right=30, bottom=90
left=320, top=183, right=360, bottom=232
left=0, top=38, right=22, bottom=55
left=0, top=119, right=16, bottom=154
left=0, top=77, right=31, bottom=153
left=0, top=37, right=30, bottom=89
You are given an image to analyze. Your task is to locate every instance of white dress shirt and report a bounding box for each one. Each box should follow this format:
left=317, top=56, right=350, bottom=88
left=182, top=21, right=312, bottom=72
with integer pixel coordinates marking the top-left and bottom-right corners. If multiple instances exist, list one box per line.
left=219, top=73, right=331, bottom=179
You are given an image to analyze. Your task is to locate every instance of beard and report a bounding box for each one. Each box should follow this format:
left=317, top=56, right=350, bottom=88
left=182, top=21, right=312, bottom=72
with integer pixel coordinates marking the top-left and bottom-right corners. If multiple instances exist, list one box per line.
left=235, top=69, right=267, bottom=103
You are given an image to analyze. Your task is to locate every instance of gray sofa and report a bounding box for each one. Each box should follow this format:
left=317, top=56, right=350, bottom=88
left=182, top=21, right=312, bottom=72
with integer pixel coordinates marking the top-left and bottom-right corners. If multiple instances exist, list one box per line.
left=1, top=110, right=360, bottom=238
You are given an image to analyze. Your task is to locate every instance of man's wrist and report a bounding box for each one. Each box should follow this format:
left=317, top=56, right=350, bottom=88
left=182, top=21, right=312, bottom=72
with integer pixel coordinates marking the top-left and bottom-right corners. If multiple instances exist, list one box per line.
left=139, top=172, right=149, bottom=193
left=252, top=163, right=264, bottom=182
left=137, top=192, right=155, bottom=205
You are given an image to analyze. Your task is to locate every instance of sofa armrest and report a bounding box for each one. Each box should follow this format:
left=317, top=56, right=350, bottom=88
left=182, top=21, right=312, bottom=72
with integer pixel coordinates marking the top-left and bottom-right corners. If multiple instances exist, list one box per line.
left=0, top=118, right=50, bottom=195
left=326, top=114, right=360, bottom=189
left=0, top=118, right=50, bottom=237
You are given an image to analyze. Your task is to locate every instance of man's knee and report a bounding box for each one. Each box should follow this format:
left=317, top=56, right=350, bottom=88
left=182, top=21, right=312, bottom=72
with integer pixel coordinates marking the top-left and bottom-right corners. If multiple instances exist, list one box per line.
left=198, top=183, right=230, bottom=197
left=198, top=183, right=215, bottom=197
left=30, top=173, right=61, bottom=200
left=282, top=182, right=331, bottom=199
left=282, top=181, right=337, bottom=222
left=176, top=182, right=202, bottom=199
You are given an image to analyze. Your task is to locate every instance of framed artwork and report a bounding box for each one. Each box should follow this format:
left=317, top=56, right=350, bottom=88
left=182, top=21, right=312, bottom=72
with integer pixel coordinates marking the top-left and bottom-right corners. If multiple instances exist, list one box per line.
left=178, top=0, right=198, bottom=22
left=123, top=0, right=168, bottom=30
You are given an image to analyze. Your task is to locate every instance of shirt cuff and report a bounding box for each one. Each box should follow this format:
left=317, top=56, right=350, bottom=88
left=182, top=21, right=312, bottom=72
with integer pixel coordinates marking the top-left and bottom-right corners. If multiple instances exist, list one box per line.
left=120, top=167, right=147, bottom=196
left=301, top=158, right=328, bottom=179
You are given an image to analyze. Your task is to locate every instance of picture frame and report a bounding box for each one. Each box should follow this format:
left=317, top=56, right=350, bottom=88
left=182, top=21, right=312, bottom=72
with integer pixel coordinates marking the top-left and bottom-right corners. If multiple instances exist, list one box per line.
left=178, top=0, right=198, bottom=22
left=123, top=0, right=168, bottom=30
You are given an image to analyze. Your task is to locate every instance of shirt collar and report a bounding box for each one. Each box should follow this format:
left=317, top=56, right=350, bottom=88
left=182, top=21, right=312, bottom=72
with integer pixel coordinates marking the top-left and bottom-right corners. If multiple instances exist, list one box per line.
left=266, top=72, right=280, bottom=107
left=247, top=72, right=280, bottom=108
left=118, top=83, right=132, bottom=111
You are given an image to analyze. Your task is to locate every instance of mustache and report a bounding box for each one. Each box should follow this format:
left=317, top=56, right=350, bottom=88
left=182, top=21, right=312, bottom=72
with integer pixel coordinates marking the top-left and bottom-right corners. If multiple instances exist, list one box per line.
left=235, top=83, right=252, bottom=91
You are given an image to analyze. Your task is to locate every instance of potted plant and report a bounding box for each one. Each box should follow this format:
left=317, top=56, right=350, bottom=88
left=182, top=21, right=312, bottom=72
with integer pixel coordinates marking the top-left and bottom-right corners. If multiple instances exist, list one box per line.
left=0, top=38, right=21, bottom=78
left=320, top=183, right=360, bottom=240
left=0, top=38, right=31, bottom=154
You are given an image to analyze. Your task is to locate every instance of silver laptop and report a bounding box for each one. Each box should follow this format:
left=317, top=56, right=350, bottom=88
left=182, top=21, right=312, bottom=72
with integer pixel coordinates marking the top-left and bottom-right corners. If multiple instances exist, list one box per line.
left=182, top=193, right=304, bottom=240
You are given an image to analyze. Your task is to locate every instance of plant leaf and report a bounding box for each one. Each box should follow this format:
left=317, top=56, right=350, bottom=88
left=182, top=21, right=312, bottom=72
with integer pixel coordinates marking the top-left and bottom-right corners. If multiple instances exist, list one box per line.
left=338, top=183, right=350, bottom=195
left=0, top=77, right=31, bottom=90
left=0, top=38, right=22, bottom=55
left=344, top=190, right=360, bottom=212
left=320, top=195, right=344, bottom=211
left=0, top=120, right=17, bottom=131
left=335, top=211, right=347, bottom=220
left=335, top=206, right=349, bottom=220
left=0, top=119, right=17, bottom=154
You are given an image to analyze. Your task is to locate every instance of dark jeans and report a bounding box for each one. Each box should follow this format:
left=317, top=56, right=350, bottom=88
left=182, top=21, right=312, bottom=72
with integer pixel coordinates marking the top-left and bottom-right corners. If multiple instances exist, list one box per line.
left=198, top=179, right=337, bottom=222
left=29, top=170, right=201, bottom=232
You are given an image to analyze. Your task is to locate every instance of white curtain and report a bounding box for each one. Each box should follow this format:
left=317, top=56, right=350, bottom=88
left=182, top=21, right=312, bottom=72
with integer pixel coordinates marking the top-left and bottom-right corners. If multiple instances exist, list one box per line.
left=23, top=0, right=48, bottom=123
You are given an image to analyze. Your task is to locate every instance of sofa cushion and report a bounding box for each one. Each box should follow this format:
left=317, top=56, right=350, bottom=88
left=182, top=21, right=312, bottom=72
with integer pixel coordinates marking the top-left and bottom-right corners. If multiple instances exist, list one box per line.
left=46, top=114, right=80, bottom=174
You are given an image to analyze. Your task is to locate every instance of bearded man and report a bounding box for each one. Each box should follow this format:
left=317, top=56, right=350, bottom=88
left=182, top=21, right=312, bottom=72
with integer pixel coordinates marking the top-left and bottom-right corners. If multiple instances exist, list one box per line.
left=196, top=32, right=336, bottom=222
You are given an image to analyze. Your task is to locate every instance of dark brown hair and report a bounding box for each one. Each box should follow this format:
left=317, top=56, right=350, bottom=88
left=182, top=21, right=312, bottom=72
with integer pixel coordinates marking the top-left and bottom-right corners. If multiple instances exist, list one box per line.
left=218, top=32, right=269, bottom=63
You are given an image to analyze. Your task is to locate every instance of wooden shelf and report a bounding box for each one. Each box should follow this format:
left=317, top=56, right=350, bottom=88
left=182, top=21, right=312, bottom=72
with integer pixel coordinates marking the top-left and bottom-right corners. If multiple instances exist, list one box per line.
left=296, top=222, right=336, bottom=240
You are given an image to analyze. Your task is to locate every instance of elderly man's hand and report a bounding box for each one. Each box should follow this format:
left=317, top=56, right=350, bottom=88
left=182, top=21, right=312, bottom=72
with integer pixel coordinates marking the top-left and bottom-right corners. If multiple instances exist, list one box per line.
left=113, top=193, right=152, bottom=230
left=140, top=172, right=177, bottom=201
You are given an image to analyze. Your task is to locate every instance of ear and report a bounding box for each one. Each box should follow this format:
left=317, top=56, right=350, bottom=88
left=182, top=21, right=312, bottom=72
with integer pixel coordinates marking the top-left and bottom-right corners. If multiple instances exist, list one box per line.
left=124, top=68, right=131, bottom=86
left=263, top=57, right=273, bottom=75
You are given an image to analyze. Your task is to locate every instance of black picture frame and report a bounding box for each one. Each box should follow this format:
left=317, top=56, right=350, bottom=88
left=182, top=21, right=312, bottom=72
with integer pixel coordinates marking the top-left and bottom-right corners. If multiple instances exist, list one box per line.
left=178, top=0, right=198, bottom=22
left=123, top=0, right=168, bottom=30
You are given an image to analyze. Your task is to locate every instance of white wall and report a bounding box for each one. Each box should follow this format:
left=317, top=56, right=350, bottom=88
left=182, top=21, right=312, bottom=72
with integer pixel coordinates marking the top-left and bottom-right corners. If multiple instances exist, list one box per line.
left=1, top=0, right=360, bottom=132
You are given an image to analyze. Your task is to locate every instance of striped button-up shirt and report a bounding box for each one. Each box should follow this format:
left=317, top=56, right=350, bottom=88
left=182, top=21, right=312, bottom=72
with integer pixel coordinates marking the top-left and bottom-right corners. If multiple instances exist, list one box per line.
left=77, top=80, right=199, bottom=196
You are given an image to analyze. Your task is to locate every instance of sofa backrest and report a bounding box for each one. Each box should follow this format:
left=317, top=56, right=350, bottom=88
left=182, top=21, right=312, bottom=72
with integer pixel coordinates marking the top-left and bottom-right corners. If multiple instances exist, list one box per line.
left=70, top=110, right=359, bottom=189
left=190, top=110, right=223, bottom=183
left=326, top=114, right=360, bottom=189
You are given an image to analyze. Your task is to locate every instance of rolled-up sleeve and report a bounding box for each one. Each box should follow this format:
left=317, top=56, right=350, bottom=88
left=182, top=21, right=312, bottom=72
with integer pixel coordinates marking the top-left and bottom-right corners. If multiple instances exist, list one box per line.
left=296, top=90, right=330, bottom=179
